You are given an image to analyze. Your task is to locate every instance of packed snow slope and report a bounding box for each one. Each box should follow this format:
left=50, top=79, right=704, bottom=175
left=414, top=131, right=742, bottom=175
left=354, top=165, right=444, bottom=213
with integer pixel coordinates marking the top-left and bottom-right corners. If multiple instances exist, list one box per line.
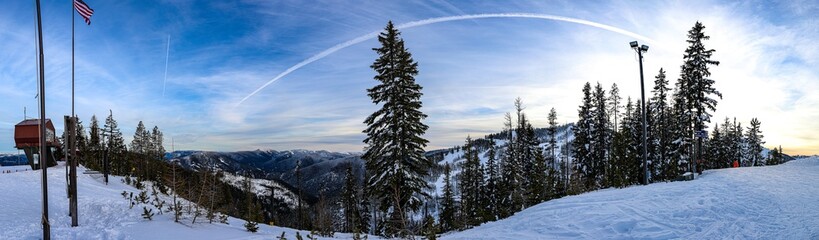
left=0, top=162, right=372, bottom=240
left=443, top=157, right=819, bottom=239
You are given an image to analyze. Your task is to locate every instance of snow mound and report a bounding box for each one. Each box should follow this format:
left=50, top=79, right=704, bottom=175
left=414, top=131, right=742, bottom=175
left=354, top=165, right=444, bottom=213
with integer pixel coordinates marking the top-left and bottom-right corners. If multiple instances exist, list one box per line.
left=442, top=157, right=819, bottom=239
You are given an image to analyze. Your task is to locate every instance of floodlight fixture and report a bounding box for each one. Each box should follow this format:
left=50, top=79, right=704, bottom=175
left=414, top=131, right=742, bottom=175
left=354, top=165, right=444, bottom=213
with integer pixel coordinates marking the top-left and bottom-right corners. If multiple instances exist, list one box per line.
left=629, top=41, right=639, bottom=48
left=641, top=45, right=649, bottom=52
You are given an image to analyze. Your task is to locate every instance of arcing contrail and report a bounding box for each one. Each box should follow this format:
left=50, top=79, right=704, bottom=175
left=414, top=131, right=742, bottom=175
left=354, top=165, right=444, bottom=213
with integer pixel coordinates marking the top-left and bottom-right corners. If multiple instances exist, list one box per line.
left=163, top=35, right=170, bottom=97
left=236, top=13, right=657, bottom=106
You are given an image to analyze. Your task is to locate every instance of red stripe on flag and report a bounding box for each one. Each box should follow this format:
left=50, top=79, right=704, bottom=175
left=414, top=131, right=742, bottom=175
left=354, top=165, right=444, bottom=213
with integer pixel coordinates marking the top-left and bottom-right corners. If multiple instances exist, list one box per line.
left=73, top=0, right=94, bottom=25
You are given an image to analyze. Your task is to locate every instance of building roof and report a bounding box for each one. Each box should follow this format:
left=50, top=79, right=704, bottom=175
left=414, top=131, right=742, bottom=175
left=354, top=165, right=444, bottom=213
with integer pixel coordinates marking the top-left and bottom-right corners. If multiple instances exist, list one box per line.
left=16, top=119, right=52, bottom=126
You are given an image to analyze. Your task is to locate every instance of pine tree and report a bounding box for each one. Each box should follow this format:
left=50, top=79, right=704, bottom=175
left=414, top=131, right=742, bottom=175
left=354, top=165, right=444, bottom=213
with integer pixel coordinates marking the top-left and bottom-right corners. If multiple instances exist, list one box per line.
left=591, top=82, right=609, bottom=188
left=459, top=137, right=485, bottom=227
left=421, top=213, right=438, bottom=240
left=438, top=163, right=457, bottom=232
left=528, top=147, right=548, bottom=205
left=131, top=121, right=148, bottom=154
left=358, top=169, right=372, bottom=235
left=516, top=112, right=545, bottom=206
left=510, top=99, right=528, bottom=211
left=679, top=21, right=721, bottom=173
left=342, top=163, right=361, bottom=233
left=608, top=83, right=622, bottom=132
left=70, top=117, right=89, bottom=167
left=650, top=68, right=672, bottom=181
left=483, top=141, right=499, bottom=222
left=362, top=21, right=431, bottom=237
left=746, top=118, right=765, bottom=167
left=547, top=108, right=559, bottom=171
left=706, top=123, right=724, bottom=170
left=733, top=119, right=747, bottom=167
left=497, top=112, right=517, bottom=218
left=572, top=82, right=594, bottom=192
left=669, top=84, right=689, bottom=177
left=88, top=115, right=102, bottom=169
left=104, top=112, right=126, bottom=175
left=630, top=100, right=647, bottom=184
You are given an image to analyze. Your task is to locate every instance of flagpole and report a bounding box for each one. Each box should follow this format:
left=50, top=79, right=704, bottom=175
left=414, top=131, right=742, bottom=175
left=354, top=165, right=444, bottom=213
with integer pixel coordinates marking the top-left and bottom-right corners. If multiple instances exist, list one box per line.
left=72, top=0, right=75, bottom=118
left=34, top=0, right=51, bottom=239
left=70, top=0, right=79, bottom=227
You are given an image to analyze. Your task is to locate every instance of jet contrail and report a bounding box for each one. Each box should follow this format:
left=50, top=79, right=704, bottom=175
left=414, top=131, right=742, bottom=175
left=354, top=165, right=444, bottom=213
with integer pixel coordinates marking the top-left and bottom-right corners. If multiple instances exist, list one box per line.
left=163, top=35, right=170, bottom=97
left=236, top=13, right=657, bottom=106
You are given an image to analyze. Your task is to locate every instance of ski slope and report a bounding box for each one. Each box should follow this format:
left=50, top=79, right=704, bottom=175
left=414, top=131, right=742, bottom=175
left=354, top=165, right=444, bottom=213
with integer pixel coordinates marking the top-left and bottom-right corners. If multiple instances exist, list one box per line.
left=443, top=157, right=819, bottom=239
left=0, top=163, right=369, bottom=240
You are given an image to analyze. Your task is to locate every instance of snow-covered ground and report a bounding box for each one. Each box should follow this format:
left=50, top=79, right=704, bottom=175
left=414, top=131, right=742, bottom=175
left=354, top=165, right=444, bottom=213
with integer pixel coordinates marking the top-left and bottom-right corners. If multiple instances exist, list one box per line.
left=219, top=172, right=304, bottom=209
left=0, top=162, right=372, bottom=240
left=443, top=156, right=819, bottom=239
left=4, top=157, right=816, bottom=239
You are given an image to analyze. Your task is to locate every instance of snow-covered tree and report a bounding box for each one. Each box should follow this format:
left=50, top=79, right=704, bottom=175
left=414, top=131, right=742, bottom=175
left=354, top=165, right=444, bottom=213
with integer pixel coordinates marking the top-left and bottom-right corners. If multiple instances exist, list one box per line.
left=104, top=112, right=127, bottom=175
left=459, top=136, right=485, bottom=227
left=438, top=163, right=457, bottom=232
left=591, top=83, right=609, bottom=188
left=746, top=118, right=765, bottom=166
left=342, top=163, right=361, bottom=233
left=608, top=83, right=622, bottom=132
left=572, top=82, right=594, bottom=191
left=483, top=142, right=499, bottom=221
left=362, top=21, right=431, bottom=237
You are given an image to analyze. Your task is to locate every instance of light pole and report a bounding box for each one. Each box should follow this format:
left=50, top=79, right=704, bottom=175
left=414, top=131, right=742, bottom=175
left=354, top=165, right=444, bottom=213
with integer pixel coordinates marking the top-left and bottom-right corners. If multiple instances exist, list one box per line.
left=630, top=41, right=649, bottom=185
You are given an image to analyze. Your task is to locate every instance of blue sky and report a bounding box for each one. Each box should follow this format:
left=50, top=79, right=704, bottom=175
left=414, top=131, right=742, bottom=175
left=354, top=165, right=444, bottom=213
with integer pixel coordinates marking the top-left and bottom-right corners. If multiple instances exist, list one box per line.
left=1, top=0, right=817, bottom=155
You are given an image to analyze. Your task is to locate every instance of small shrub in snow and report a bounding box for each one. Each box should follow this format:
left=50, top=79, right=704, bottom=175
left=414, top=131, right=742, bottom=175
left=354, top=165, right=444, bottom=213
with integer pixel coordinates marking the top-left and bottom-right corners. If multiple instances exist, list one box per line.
left=218, top=213, right=229, bottom=224
left=244, top=220, right=259, bottom=233
left=137, top=190, right=149, bottom=204
left=142, top=207, right=154, bottom=220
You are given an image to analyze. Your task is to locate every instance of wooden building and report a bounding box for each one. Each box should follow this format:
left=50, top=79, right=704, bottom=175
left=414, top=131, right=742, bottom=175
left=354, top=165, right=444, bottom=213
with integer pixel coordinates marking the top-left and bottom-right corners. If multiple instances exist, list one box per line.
left=14, top=119, right=59, bottom=170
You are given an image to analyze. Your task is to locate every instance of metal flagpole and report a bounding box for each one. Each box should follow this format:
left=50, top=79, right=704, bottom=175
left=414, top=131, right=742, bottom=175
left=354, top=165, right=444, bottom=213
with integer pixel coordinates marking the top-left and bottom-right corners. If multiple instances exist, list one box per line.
left=34, top=0, right=51, bottom=238
left=70, top=0, right=80, bottom=227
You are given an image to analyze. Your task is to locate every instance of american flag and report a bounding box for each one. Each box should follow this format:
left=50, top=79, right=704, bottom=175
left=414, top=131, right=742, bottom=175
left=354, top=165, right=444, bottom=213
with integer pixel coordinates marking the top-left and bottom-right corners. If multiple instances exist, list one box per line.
left=73, top=0, right=94, bottom=25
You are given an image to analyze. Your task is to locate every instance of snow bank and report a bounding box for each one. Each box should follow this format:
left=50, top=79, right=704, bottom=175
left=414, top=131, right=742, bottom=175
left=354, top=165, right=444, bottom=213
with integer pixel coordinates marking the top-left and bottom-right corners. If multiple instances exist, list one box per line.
left=443, top=157, right=819, bottom=239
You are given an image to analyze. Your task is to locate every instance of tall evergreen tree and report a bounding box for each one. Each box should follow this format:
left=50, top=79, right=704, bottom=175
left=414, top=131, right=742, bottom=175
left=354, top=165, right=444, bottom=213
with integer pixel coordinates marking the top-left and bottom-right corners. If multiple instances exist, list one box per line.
left=746, top=118, right=765, bottom=167
left=438, top=163, right=457, bottom=232
left=547, top=108, right=559, bottom=171
left=608, top=83, right=622, bottom=131
left=72, top=117, right=88, bottom=165
left=88, top=115, right=102, bottom=168
left=104, top=112, right=126, bottom=175
left=572, top=82, right=594, bottom=192
left=483, top=141, right=499, bottom=221
left=519, top=118, right=545, bottom=206
left=131, top=121, right=148, bottom=154
left=649, top=68, right=673, bottom=181
left=732, top=119, right=746, bottom=167
left=458, top=136, right=484, bottom=227
left=680, top=21, right=721, bottom=173
left=630, top=100, right=647, bottom=184
left=358, top=169, right=372, bottom=234
left=591, top=82, right=609, bottom=188
left=506, top=100, right=527, bottom=213
left=151, top=126, right=165, bottom=161
left=342, top=163, right=361, bottom=233
left=497, top=112, right=516, bottom=219
left=362, top=21, right=431, bottom=237
left=706, top=123, right=725, bottom=170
